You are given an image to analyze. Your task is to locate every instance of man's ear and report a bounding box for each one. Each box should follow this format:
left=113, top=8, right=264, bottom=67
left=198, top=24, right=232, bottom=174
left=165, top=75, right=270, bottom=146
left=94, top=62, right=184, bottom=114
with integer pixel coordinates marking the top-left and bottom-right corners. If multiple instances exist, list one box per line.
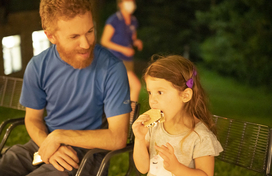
left=44, top=30, right=56, bottom=44
left=181, top=88, right=193, bottom=103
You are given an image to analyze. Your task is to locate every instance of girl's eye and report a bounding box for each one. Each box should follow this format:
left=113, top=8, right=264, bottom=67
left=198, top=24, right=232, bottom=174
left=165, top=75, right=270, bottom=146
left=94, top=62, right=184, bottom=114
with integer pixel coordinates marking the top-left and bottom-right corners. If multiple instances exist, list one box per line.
left=71, top=35, right=78, bottom=39
left=147, top=91, right=151, bottom=95
left=158, top=91, right=163, bottom=95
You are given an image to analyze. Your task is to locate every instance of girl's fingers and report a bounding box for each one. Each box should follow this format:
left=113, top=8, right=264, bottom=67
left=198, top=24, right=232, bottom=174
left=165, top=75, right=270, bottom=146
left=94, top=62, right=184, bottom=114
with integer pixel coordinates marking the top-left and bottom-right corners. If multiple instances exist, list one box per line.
left=133, top=114, right=150, bottom=126
left=138, top=114, right=150, bottom=122
left=155, top=144, right=168, bottom=152
left=158, top=150, right=169, bottom=161
left=155, top=146, right=166, bottom=157
left=166, top=143, right=174, bottom=153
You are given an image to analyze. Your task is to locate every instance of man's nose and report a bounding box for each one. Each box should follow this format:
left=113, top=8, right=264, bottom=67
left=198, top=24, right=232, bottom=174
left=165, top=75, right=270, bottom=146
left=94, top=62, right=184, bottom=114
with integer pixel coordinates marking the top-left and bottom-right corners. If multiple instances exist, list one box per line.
left=79, top=36, right=90, bottom=49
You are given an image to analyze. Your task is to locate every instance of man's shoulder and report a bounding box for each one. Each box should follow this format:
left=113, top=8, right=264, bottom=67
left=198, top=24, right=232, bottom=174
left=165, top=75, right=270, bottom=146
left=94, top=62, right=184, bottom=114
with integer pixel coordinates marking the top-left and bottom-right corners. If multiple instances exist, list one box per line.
left=94, top=44, right=122, bottom=65
left=30, top=45, right=56, bottom=65
left=28, top=45, right=55, bottom=67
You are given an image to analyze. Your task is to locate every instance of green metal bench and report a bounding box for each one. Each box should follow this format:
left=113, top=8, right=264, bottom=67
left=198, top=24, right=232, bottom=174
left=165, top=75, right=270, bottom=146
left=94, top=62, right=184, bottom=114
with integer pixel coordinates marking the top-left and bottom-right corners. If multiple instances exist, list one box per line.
left=213, top=115, right=272, bottom=175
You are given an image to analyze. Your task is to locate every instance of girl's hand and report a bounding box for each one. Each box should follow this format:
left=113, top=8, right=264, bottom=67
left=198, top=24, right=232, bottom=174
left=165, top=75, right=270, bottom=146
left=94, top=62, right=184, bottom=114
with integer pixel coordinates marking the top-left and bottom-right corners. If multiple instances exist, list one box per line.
left=155, top=143, right=181, bottom=173
left=132, top=114, right=150, bottom=141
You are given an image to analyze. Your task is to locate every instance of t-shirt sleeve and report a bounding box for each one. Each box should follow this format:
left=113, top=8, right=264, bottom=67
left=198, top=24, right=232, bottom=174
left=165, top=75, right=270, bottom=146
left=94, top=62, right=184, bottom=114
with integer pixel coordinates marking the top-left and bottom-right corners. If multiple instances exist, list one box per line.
left=103, top=60, right=131, bottom=118
left=19, top=59, right=47, bottom=110
left=193, top=133, right=224, bottom=159
left=105, top=14, right=117, bottom=29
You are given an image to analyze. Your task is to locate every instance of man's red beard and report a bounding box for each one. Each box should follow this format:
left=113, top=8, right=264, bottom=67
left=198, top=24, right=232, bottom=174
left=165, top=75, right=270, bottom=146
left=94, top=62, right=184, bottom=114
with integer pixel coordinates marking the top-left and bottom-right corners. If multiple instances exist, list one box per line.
left=56, top=42, right=95, bottom=69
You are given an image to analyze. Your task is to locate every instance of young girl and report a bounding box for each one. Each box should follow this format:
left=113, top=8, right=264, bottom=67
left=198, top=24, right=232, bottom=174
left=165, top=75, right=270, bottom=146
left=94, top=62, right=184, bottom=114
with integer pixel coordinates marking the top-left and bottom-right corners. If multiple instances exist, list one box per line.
left=132, top=55, right=223, bottom=176
left=101, top=0, right=142, bottom=102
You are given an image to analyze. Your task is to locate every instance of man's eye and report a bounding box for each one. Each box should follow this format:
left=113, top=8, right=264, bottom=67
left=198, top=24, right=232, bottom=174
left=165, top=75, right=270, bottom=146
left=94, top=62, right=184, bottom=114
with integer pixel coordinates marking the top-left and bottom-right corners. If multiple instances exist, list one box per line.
left=71, top=35, right=78, bottom=39
left=88, top=29, right=94, bottom=33
left=158, top=91, right=163, bottom=95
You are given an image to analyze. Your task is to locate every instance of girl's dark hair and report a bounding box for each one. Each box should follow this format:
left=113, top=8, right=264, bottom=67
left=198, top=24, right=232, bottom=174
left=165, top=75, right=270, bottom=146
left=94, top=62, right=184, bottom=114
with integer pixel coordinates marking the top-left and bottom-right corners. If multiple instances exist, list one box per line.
left=144, top=54, right=216, bottom=135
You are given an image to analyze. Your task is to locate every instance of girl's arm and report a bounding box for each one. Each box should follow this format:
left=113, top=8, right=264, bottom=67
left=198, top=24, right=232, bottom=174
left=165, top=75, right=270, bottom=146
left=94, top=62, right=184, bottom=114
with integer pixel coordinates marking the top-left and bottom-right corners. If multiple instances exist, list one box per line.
left=155, top=143, right=215, bottom=176
left=194, top=155, right=215, bottom=176
left=133, top=138, right=150, bottom=174
left=101, top=24, right=134, bottom=57
left=132, top=114, right=151, bottom=174
left=171, top=156, right=214, bottom=176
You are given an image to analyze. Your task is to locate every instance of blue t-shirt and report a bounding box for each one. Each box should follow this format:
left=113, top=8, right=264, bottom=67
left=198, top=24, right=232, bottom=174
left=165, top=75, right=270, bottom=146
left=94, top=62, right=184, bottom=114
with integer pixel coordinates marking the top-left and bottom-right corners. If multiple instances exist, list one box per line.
left=20, top=44, right=131, bottom=132
left=106, top=11, right=138, bottom=61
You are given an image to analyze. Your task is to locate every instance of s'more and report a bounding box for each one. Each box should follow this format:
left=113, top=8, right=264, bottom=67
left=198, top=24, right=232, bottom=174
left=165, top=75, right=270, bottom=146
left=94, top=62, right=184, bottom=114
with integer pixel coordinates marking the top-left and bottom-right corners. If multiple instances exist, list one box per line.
left=143, top=109, right=165, bottom=128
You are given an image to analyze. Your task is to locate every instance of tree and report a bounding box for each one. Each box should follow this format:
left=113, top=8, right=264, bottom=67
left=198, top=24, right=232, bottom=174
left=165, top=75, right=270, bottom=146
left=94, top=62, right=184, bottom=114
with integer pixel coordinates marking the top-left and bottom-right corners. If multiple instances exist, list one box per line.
left=197, top=0, right=272, bottom=87
left=133, top=0, right=211, bottom=62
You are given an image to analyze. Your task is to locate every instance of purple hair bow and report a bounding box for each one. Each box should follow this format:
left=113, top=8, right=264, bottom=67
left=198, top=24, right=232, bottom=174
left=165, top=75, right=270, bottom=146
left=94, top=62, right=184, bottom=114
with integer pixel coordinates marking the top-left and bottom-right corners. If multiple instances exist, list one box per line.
left=186, top=69, right=197, bottom=88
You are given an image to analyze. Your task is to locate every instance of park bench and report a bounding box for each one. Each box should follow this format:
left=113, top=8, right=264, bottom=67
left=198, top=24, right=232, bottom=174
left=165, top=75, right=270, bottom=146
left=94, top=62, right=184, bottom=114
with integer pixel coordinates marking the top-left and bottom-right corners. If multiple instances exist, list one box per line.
left=0, top=75, right=271, bottom=175
left=213, top=115, right=272, bottom=175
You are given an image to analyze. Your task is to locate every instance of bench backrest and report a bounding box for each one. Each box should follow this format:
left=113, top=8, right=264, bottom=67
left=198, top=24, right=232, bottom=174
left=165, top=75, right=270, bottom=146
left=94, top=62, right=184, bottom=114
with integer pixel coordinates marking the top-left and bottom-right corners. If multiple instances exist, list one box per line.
left=213, top=115, right=272, bottom=175
left=0, top=76, right=25, bottom=111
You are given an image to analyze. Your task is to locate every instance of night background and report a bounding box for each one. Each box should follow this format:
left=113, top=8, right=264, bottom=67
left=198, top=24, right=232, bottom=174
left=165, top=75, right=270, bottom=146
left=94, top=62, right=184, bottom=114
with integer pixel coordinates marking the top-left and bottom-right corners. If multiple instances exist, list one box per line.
left=1, top=0, right=272, bottom=88
left=105, top=0, right=272, bottom=89
left=0, top=0, right=272, bottom=175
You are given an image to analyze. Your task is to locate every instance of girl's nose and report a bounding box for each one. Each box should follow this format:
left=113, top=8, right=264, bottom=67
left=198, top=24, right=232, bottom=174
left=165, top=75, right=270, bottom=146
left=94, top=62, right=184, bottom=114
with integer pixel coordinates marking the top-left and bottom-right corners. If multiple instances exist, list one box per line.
left=149, top=95, right=158, bottom=105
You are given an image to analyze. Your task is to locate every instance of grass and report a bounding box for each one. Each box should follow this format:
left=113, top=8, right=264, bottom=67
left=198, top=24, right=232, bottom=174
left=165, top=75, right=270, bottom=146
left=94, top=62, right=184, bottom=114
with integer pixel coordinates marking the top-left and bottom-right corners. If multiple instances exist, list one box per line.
left=198, top=64, right=272, bottom=127
left=1, top=64, right=271, bottom=176
left=0, top=108, right=29, bottom=146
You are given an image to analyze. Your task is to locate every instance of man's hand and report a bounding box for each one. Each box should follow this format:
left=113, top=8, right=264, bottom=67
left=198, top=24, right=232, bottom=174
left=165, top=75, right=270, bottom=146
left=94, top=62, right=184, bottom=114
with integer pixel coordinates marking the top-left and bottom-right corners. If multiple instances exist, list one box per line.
left=49, top=145, right=79, bottom=171
left=38, top=131, right=61, bottom=164
left=38, top=130, right=79, bottom=171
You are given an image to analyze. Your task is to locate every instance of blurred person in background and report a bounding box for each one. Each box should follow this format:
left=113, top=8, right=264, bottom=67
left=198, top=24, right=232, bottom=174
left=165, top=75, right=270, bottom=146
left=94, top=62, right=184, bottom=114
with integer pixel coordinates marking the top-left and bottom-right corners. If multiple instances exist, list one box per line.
left=101, top=0, right=143, bottom=102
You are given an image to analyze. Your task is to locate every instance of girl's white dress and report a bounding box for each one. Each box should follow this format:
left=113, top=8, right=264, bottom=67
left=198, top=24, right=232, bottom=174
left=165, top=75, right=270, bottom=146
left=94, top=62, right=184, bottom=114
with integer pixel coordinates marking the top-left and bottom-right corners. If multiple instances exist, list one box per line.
left=145, top=122, right=223, bottom=176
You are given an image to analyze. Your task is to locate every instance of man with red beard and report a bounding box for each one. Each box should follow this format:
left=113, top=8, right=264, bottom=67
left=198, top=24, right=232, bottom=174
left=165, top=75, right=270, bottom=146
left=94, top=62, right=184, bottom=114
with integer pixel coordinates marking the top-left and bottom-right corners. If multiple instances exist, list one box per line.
left=0, top=0, right=131, bottom=176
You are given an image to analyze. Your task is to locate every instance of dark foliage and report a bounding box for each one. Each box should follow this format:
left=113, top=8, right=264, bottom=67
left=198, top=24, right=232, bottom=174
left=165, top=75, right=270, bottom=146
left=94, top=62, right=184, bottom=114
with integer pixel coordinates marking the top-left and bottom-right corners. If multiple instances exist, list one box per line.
left=197, top=0, right=272, bottom=88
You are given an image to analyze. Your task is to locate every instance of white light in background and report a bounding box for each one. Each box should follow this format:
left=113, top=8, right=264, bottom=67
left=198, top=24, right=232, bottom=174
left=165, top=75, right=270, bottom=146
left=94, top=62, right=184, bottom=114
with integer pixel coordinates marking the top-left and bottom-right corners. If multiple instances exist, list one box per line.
left=2, top=35, right=22, bottom=75
left=32, top=30, right=50, bottom=56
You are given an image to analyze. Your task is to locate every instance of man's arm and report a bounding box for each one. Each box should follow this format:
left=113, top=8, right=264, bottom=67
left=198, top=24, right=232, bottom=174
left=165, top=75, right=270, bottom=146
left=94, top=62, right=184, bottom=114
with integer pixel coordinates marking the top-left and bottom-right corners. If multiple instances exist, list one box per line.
left=38, top=112, right=130, bottom=164
left=25, top=107, right=79, bottom=171
left=24, top=107, right=48, bottom=147
left=59, top=112, right=130, bottom=149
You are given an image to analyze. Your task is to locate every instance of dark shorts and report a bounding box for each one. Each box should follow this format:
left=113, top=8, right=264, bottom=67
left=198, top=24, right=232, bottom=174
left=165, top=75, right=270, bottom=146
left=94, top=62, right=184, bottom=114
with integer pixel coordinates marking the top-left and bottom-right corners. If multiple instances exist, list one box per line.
left=0, top=140, right=108, bottom=176
left=123, top=60, right=134, bottom=72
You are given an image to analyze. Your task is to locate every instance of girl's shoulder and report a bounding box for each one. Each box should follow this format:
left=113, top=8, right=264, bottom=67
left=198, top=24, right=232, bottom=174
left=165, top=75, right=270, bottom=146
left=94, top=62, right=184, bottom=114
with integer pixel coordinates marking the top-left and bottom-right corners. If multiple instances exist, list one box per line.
left=192, top=122, right=216, bottom=140
left=195, top=121, right=210, bottom=131
left=192, top=122, right=224, bottom=157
